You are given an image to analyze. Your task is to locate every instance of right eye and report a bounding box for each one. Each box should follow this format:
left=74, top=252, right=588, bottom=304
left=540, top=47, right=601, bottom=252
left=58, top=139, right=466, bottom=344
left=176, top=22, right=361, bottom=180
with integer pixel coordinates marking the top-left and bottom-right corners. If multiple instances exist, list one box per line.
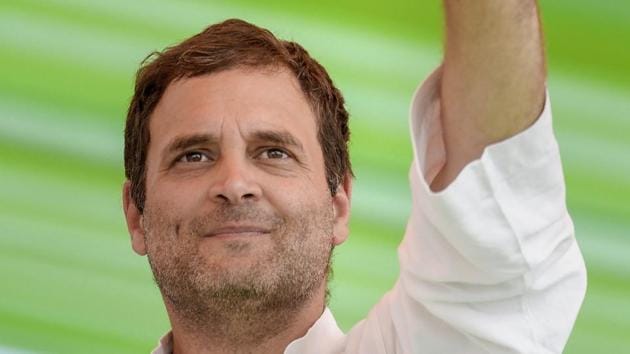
left=177, top=151, right=210, bottom=163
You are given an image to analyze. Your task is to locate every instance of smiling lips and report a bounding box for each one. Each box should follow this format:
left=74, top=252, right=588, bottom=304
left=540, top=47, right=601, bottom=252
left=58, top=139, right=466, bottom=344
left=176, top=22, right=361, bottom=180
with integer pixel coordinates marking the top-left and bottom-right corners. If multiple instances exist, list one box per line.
left=205, top=226, right=271, bottom=238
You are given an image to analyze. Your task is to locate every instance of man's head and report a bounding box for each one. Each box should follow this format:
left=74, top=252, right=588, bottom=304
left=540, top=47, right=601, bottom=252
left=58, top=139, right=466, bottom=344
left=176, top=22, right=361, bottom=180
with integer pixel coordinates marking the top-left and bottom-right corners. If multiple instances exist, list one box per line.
left=121, top=19, right=353, bottom=334
left=124, top=18, right=352, bottom=213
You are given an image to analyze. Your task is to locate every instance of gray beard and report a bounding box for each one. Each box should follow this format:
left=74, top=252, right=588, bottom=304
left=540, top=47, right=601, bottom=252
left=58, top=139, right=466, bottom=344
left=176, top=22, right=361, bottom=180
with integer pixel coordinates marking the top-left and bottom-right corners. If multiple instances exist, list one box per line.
left=143, top=201, right=334, bottom=347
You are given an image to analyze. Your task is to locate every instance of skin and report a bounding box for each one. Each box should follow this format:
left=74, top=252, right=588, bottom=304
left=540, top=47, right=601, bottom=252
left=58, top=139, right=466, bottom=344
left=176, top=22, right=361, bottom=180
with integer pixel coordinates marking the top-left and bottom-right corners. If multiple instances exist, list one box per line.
left=122, top=67, right=351, bottom=354
left=123, top=0, right=545, bottom=352
left=432, top=0, right=546, bottom=190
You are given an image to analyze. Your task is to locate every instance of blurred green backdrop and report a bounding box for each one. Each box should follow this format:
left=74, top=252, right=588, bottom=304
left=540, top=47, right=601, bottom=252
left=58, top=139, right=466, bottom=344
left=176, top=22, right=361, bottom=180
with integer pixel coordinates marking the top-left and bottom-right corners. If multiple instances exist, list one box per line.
left=1, top=0, right=629, bottom=353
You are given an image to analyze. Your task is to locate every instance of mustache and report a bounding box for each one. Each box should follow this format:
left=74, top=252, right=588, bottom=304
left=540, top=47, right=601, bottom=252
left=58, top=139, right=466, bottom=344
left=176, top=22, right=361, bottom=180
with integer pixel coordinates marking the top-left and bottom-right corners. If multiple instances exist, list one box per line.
left=187, top=204, right=283, bottom=237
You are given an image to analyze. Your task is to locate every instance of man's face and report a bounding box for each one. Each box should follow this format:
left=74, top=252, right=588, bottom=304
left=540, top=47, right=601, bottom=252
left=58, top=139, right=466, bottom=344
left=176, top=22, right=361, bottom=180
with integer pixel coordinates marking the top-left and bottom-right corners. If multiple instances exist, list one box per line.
left=122, top=67, right=351, bottom=319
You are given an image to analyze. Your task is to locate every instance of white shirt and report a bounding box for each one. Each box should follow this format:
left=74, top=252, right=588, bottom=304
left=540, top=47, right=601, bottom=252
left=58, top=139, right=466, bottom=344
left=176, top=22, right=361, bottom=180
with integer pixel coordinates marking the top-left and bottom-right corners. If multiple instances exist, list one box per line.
left=152, top=68, right=587, bottom=354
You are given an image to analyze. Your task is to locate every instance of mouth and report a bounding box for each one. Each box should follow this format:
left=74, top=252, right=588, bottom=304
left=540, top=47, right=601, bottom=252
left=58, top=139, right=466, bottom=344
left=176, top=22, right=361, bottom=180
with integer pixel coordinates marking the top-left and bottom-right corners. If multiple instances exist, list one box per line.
left=204, top=225, right=272, bottom=238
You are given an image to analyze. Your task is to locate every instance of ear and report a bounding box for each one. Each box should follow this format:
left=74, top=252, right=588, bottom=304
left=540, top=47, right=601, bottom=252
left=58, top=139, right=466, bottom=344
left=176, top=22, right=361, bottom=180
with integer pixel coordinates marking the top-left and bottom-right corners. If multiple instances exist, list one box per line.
left=122, top=180, right=147, bottom=256
left=331, top=172, right=352, bottom=246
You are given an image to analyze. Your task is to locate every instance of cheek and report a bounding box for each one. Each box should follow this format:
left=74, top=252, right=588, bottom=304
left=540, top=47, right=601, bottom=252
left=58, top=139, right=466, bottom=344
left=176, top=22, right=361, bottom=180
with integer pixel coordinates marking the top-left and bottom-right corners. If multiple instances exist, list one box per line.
left=142, top=188, right=191, bottom=251
left=143, top=207, right=202, bottom=269
left=143, top=204, right=179, bottom=242
left=265, top=182, right=319, bottom=220
left=146, top=175, right=207, bottom=215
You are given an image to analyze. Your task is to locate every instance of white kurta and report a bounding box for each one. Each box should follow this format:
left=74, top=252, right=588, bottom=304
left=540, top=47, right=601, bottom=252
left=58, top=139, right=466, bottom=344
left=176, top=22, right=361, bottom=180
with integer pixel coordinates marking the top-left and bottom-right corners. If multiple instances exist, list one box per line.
left=153, top=68, right=587, bottom=354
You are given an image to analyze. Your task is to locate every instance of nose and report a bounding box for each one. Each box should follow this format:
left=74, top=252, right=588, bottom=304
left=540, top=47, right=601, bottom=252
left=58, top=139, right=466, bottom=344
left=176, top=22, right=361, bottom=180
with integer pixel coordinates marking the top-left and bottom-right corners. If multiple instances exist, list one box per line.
left=208, top=155, right=262, bottom=204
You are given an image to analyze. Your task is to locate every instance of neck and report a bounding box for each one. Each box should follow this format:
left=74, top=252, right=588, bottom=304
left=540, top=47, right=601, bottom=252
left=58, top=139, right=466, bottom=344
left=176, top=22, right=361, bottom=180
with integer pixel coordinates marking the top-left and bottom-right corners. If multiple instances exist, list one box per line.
left=165, top=282, right=327, bottom=354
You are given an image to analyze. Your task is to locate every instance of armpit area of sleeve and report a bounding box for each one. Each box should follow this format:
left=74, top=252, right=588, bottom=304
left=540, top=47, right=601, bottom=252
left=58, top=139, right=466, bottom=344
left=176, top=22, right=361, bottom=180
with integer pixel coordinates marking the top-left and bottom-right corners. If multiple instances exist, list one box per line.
left=407, top=67, right=570, bottom=275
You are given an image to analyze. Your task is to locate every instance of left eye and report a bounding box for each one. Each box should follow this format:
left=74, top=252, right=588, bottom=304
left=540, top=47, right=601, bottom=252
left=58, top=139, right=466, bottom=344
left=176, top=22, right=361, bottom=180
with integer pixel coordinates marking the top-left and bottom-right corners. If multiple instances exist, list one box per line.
left=260, top=148, right=290, bottom=159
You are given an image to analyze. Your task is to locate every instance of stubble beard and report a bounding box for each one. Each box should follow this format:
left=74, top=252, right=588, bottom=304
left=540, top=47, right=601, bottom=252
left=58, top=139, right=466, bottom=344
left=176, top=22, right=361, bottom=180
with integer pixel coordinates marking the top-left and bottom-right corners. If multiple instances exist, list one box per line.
left=142, top=199, right=335, bottom=345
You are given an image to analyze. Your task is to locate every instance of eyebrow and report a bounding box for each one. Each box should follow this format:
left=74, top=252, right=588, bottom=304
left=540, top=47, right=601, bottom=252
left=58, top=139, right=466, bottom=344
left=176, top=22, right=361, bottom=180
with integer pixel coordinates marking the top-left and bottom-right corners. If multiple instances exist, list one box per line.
left=163, top=130, right=304, bottom=155
left=165, top=133, right=219, bottom=156
left=250, top=130, right=304, bottom=153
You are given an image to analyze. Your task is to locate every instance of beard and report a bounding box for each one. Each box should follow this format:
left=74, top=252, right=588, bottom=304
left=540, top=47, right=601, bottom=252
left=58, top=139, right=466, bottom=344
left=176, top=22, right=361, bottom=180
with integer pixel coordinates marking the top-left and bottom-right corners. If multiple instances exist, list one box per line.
left=141, top=198, right=335, bottom=342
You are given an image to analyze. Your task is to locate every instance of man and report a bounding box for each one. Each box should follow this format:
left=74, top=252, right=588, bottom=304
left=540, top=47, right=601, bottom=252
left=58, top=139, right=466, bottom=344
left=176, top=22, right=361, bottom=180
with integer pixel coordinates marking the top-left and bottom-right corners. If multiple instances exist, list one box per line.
left=122, top=1, right=586, bottom=353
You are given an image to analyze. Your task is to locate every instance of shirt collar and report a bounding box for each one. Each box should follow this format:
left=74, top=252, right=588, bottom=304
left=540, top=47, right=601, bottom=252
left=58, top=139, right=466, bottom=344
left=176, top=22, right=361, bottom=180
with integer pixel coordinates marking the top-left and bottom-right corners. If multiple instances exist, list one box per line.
left=151, top=330, right=173, bottom=354
left=284, top=307, right=345, bottom=354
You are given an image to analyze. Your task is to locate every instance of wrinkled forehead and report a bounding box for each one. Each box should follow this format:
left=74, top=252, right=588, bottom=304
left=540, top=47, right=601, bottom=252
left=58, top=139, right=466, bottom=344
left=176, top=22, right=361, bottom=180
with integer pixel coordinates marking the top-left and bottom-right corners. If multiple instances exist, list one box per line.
left=146, top=66, right=321, bottom=156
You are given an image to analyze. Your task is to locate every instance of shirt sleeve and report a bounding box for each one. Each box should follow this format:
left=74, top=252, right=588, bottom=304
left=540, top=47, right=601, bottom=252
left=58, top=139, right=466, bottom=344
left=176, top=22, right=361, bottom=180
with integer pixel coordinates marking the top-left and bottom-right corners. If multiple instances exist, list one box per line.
left=344, top=67, right=587, bottom=354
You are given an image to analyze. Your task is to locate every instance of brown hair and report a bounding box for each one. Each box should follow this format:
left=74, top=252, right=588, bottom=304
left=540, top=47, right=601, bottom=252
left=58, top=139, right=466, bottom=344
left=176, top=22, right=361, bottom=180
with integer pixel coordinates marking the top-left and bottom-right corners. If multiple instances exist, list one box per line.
left=124, top=19, right=352, bottom=212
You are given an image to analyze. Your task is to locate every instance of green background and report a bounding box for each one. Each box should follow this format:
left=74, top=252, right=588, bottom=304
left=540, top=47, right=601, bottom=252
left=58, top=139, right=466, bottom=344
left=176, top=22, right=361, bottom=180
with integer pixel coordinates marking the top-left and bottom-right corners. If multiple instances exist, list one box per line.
left=1, top=0, right=628, bottom=352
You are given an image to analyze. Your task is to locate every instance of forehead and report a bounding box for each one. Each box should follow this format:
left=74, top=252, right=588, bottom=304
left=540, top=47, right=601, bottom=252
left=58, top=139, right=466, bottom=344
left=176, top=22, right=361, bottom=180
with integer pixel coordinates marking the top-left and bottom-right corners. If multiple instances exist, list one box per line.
left=148, top=67, right=318, bottom=147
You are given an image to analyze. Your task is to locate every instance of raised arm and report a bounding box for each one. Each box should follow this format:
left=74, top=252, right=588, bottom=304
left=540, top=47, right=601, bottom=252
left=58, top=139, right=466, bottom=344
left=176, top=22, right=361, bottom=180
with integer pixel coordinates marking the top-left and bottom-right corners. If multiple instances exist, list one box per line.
left=431, top=0, right=546, bottom=190
left=343, top=3, right=585, bottom=352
